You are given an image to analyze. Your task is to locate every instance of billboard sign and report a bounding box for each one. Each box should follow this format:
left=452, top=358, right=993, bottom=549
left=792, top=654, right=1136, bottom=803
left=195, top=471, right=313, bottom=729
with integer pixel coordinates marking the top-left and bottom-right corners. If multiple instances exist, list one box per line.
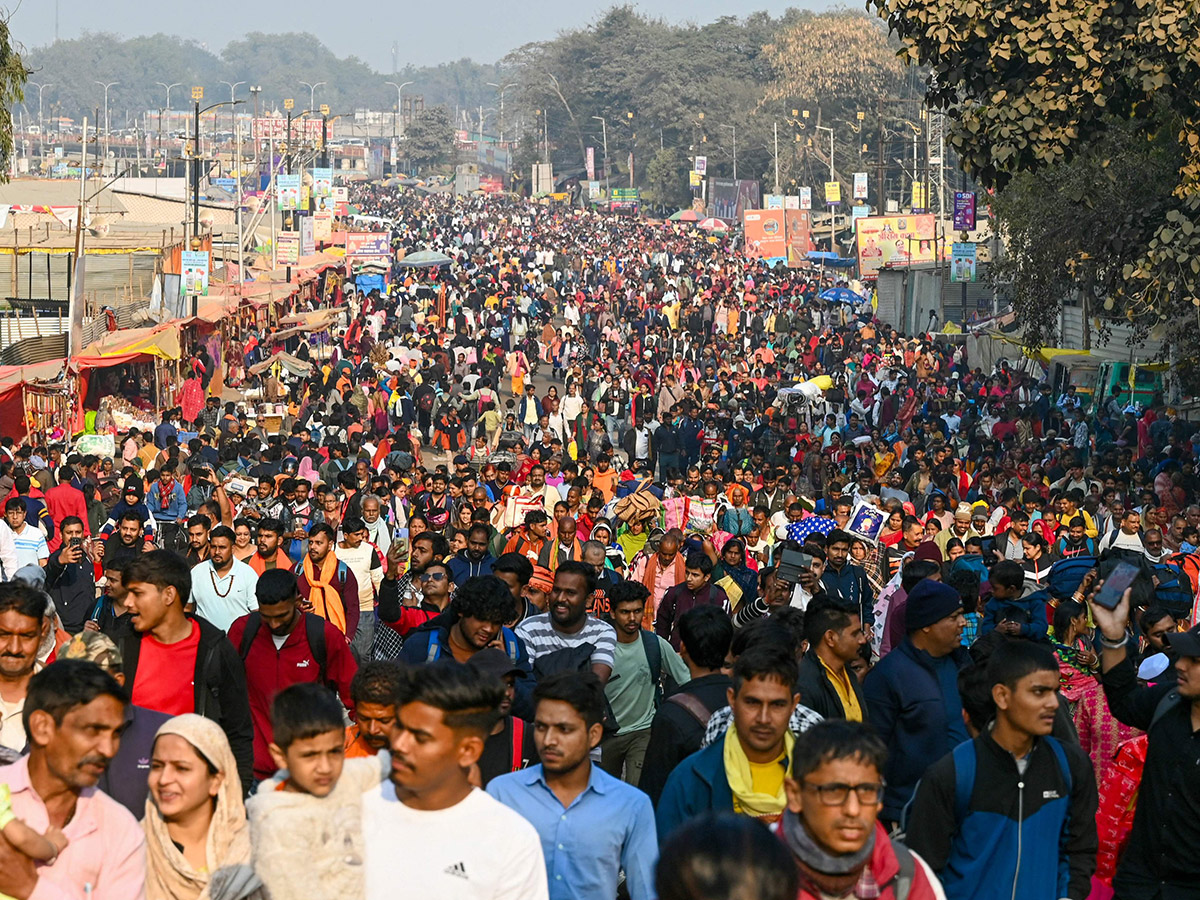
left=179, top=251, right=209, bottom=297
left=694, top=155, right=707, bottom=175
left=708, top=178, right=761, bottom=221
left=311, top=167, right=333, bottom=198
left=855, top=214, right=937, bottom=277
left=953, top=192, right=977, bottom=231
left=853, top=172, right=868, bottom=200
left=276, top=174, right=301, bottom=211
left=784, top=210, right=812, bottom=268
left=951, top=242, right=977, bottom=282
left=586, top=147, right=595, bottom=181
left=276, top=232, right=300, bottom=267
left=313, top=211, right=333, bottom=243
left=743, top=209, right=787, bottom=262
left=346, top=232, right=390, bottom=258
left=764, top=194, right=784, bottom=209
left=825, top=181, right=841, bottom=205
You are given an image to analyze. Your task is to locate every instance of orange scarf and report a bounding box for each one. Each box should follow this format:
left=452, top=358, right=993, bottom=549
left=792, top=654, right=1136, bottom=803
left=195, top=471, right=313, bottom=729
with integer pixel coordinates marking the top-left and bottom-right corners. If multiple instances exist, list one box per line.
left=640, top=553, right=685, bottom=629
left=302, top=553, right=347, bottom=634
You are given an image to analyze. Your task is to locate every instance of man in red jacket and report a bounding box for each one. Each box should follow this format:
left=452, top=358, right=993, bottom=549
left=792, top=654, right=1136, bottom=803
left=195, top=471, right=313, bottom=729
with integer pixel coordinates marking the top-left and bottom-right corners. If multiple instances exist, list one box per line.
left=777, top=720, right=944, bottom=900
left=228, top=568, right=357, bottom=783
left=44, top=477, right=90, bottom=553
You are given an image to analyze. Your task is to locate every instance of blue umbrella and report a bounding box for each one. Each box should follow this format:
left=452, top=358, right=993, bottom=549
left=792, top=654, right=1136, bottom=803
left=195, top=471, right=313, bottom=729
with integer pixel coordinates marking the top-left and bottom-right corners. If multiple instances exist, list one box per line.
left=786, top=516, right=837, bottom=543
left=819, top=287, right=867, bottom=305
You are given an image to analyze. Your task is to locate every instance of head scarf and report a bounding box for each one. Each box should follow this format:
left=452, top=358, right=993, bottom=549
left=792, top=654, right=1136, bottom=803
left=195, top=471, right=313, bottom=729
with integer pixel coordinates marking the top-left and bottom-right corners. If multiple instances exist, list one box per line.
left=144, top=715, right=258, bottom=900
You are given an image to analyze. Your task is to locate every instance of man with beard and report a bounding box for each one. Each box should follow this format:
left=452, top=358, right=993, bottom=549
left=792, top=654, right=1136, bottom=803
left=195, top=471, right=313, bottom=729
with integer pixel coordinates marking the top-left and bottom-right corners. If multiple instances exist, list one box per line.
left=229, top=569, right=358, bottom=782
left=362, top=662, right=548, bottom=899
left=488, top=673, right=658, bottom=900
left=0, top=659, right=146, bottom=900
left=449, top=523, right=497, bottom=583
left=378, top=532, right=449, bottom=627
left=100, top=510, right=146, bottom=568
left=0, top=582, right=46, bottom=755
left=516, top=561, right=617, bottom=684
left=248, top=517, right=292, bottom=574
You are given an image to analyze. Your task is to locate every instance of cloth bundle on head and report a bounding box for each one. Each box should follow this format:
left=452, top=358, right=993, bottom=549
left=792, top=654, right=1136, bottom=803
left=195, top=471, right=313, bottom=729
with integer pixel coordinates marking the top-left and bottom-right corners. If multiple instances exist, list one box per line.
left=905, top=579, right=963, bottom=631
left=528, top=564, right=554, bottom=593
left=144, top=714, right=260, bottom=900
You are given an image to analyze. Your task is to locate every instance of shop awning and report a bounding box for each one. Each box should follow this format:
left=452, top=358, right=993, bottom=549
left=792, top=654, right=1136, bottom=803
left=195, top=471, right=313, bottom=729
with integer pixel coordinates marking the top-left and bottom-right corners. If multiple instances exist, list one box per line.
left=74, top=326, right=182, bottom=368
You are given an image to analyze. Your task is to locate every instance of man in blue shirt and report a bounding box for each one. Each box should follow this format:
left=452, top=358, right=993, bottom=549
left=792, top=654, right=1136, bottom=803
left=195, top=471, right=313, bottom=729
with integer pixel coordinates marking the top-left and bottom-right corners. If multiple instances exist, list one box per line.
left=488, top=672, right=658, bottom=900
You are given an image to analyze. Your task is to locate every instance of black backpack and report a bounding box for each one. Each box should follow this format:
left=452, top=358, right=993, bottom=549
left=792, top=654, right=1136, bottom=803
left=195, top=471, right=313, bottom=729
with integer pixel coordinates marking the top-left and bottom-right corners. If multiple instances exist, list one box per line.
left=532, top=643, right=620, bottom=734
left=238, top=611, right=329, bottom=689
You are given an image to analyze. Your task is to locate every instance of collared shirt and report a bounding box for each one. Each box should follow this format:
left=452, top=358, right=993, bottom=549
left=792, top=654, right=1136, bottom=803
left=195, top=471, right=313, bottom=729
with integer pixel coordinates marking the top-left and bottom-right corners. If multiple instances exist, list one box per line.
left=0, top=693, right=24, bottom=752
left=819, top=656, right=863, bottom=722
left=487, top=763, right=658, bottom=900
left=0, top=755, right=146, bottom=900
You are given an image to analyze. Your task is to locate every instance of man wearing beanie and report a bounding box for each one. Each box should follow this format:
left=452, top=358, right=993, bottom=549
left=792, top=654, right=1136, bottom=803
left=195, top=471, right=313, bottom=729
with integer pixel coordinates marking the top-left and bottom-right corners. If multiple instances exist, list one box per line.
left=864, top=577, right=969, bottom=825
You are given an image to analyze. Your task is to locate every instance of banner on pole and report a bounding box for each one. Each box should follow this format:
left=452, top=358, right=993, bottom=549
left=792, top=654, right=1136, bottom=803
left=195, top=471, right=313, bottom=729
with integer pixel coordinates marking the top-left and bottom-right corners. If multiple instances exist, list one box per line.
left=799, top=186, right=812, bottom=210
left=951, top=242, right=977, bottom=282
left=953, top=192, right=977, bottom=231
left=853, top=172, right=868, bottom=200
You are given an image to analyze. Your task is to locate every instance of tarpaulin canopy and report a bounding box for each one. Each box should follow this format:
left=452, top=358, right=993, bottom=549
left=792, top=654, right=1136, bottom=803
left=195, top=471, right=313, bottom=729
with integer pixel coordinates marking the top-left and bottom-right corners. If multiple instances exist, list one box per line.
left=807, top=251, right=858, bottom=268
left=74, top=326, right=182, bottom=369
left=248, top=351, right=314, bottom=377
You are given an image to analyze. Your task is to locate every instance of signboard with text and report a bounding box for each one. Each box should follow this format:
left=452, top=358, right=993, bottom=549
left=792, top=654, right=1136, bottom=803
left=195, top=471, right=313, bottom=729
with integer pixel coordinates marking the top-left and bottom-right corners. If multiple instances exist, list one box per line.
left=853, top=172, right=868, bottom=200
left=799, top=187, right=812, bottom=210
left=855, top=214, right=937, bottom=277
left=276, top=174, right=301, bottom=211
left=825, top=181, right=841, bottom=205
left=311, top=167, right=333, bottom=198
left=179, top=251, right=209, bottom=297
left=953, top=192, right=977, bottom=231
left=346, top=232, right=390, bottom=258
left=951, top=242, right=977, bottom=282
left=743, top=209, right=787, bottom=262
left=276, top=232, right=300, bottom=267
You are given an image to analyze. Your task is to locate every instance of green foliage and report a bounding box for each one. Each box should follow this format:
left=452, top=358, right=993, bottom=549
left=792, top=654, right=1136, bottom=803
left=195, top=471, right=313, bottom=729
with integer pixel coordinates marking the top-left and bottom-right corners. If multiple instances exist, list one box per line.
left=642, top=147, right=690, bottom=209
left=22, top=32, right=499, bottom=124
left=402, top=106, right=455, bottom=172
left=0, top=15, right=27, bottom=179
left=865, top=0, right=1200, bottom=368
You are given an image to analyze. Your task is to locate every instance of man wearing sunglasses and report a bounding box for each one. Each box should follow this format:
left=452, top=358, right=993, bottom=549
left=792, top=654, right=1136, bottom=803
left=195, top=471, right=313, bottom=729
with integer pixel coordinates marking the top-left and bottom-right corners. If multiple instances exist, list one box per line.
left=779, top=720, right=945, bottom=900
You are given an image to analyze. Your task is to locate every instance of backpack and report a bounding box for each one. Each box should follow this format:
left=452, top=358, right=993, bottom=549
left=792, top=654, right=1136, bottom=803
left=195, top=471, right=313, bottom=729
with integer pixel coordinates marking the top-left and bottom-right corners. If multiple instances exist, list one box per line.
left=1047, top=555, right=1098, bottom=601
left=641, top=630, right=664, bottom=709
left=238, top=611, right=329, bottom=688
left=532, top=643, right=620, bottom=733
left=1150, top=562, right=1194, bottom=619
left=426, top=628, right=520, bottom=664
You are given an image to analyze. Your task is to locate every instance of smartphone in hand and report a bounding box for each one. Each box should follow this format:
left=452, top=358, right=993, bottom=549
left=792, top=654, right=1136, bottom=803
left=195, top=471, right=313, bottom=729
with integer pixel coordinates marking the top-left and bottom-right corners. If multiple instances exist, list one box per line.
left=1093, top=562, right=1140, bottom=610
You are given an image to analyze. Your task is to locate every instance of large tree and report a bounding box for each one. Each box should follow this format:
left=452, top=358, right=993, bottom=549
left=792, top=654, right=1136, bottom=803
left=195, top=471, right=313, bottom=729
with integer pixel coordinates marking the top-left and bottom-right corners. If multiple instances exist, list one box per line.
left=402, top=106, right=455, bottom=172
left=0, top=15, right=27, bottom=177
left=866, top=0, right=1200, bottom=366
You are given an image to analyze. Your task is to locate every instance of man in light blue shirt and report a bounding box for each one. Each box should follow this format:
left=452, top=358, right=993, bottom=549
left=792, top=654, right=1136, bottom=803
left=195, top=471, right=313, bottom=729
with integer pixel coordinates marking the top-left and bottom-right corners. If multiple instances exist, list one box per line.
left=488, top=672, right=658, bottom=900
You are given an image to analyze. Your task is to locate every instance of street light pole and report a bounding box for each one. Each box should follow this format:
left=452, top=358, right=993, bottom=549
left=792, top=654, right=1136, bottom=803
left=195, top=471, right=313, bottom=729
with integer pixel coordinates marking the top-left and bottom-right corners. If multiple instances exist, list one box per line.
left=719, top=123, right=737, bottom=180
left=485, top=82, right=517, bottom=143
left=94, top=81, right=118, bottom=173
left=155, top=82, right=181, bottom=159
left=28, top=82, right=51, bottom=164
left=385, top=80, right=413, bottom=139
left=592, top=115, right=608, bottom=200
left=816, top=124, right=836, bottom=259
left=300, top=81, right=325, bottom=116
left=220, top=80, right=245, bottom=155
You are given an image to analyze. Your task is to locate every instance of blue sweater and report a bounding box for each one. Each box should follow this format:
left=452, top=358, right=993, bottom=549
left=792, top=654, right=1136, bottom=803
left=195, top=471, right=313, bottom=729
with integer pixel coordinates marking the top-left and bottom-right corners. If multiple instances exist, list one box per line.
left=655, top=739, right=733, bottom=842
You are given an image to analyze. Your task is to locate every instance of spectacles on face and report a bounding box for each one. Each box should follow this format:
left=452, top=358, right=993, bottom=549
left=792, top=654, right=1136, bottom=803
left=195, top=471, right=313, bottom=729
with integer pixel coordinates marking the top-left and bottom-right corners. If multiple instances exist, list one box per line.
left=418, top=572, right=448, bottom=582
left=801, top=780, right=885, bottom=807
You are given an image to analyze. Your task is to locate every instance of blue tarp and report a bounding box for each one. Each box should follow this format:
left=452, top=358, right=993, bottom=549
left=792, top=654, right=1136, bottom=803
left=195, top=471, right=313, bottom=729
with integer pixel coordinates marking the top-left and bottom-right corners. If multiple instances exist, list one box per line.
left=807, top=251, right=857, bottom=268
left=354, top=273, right=385, bottom=294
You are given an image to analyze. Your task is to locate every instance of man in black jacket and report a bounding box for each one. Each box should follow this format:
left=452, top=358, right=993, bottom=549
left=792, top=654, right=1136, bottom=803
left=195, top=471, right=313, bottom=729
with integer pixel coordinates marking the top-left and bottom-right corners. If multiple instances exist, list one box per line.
left=796, top=598, right=868, bottom=722
left=119, top=550, right=254, bottom=792
left=44, top=517, right=96, bottom=634
left=640, top=605, right=733, bottom=805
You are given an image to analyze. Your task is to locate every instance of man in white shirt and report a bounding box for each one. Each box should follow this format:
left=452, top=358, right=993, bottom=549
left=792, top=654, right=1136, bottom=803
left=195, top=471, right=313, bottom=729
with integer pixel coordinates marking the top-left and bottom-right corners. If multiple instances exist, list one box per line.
left=5, top=499, right=47, bottom=569
left=189, top=525, right=257, bottom=631
left=363, top=661, right=548, bottom=899
left=337, top=516, right=384, bottom=659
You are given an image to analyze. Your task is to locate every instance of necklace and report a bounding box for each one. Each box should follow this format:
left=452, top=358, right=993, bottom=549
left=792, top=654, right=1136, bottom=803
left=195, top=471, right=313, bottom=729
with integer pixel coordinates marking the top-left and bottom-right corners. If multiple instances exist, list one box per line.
left=209, top=565, right=235, bottom=598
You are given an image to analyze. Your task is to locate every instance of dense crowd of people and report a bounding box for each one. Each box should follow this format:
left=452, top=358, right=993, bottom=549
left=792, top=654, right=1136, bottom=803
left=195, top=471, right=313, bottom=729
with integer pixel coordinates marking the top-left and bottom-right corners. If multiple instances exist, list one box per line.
left=0, top=187, right=1196, bottom=900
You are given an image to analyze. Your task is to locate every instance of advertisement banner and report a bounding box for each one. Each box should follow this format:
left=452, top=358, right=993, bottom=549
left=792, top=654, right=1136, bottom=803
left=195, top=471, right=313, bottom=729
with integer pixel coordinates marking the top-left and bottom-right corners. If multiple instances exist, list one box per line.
left=951, top=242, right=977, bottom=283
left=179, top=251, right=210, bottom=297
left=764, top=194, right=784, bottom=209
left=851, top=205, right=871, bottom=227
left=276, top=232, right=300, bottom=267
left=346, top=232, right=390, bottom=258
left=912, top=181, right=928, bottom=212
left=784, top=209, right=812, bottom=268
left=853, top=172, right=868, bottom=200
left=311, top=167, right=333, bottom=198
left=694, top=156, right=707, bottom=175
left=825, top=181, right=841, bottom=205
left=953, top=192, right=977, bottom=231
left=855, top=214, right=937, bottom=277
left=586, top=147, right=595, bottom=181
left=300, top=215, right=316, bottom=257
left=743, top=209, right=787, bottom=261
left=253, top=118, right=322, bottom=141
left=313, top=211, right=333, bottom=243
left=784, top=195, right=800, bottom=210
left=689, top=171, right=701, bottom=187
left=276, top=174, right=301, bottom=211
left=708, top=178, right=761, bottom=221
left=332, top=185, right=349, bottom=202
left=799, top=187, right=812, bottom=210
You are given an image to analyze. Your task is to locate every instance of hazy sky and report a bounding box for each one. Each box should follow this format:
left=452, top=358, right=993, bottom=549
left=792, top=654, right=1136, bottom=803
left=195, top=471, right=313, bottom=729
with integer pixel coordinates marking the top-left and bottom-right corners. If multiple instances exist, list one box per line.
left=11, top=0, right=841, bottom=67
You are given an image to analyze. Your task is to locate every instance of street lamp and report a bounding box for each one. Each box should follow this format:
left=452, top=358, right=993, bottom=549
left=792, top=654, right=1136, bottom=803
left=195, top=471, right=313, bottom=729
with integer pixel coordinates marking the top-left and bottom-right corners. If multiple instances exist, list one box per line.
left=220, top=80, right=245, bottom=144
left=485, top=81, right=517, bottom=143
left=95, top=80, right=118, bottom=172
left=815, top=124, right=836, bottom=258
left=591, top=115, right=609, bottom=200
left=385, top=81, right=413, bottom=140
left=719, top=123, right=737, bottom=180
left=300, top=81, right=325, bottom=114
left=191, top=93, right=246, bottom=239
left=155, top=82, right=181, bottom=158
left=27, top=82, right=52, bottom=162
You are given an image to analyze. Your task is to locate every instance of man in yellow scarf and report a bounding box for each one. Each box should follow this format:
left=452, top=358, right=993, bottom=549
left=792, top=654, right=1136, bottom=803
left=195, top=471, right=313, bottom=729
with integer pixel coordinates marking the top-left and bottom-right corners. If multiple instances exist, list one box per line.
left=655, top=642, right=803, bottom=840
